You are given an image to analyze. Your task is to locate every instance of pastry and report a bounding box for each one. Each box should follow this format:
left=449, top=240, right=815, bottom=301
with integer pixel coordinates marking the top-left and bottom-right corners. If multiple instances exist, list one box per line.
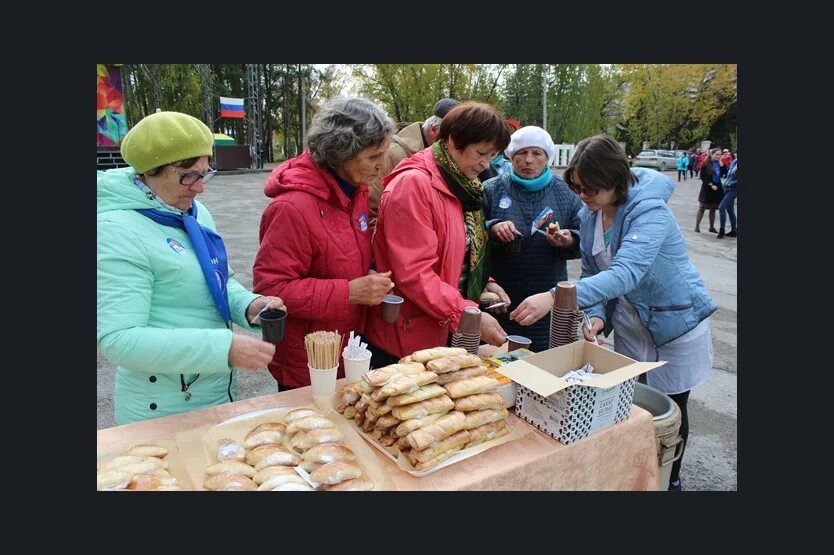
left=406, top=411, right=466, bottom=451
left=453, top=392, right=505, bottom=412
left=411, top=347, right=467, bottom=363
left=204, top=460, right=256, bottom=477
left=394, top=411, right=445, bottom=437
left=363, top=362, right=426, bottom=387
left=203, top=473, right=257, bottom=491
left=385, top=384, right=446, bottom=407
left=462, top=408, right=509, bottom=430
left=284, top=408, right=320, bottom=423
left=272, top=482, right=314, bottom=491
left=410, top=429, right=470, bottom=462
left=123, top=444, right=168, bottom=459
left=286, top=416, right=337, bottom=435
left=465, top=420, right=509, bottom=448
left=391, top=395, right=454, bottom=420
left=310, top=460, right=362, bottom=485
left=246, top=444, right=297, bottom=466
left=253, top=449, right=302, bottom=471
left=443, top=376, right=500, bottom=399
left=252, top=465, right=298, bottom=485
left=257, top=474, right=309, bottom=491
left=426, top=354, right=482, bottom=374
left=216, top=438, right=246, bottom=463
left=436, top=365, right=488, bottom=385
left=371, top=372, right=438, bottom=401
left=413, top=446, right=462, bottom=471
left=479, top=291, right=500, bottom=305
left=325, top=478, right=375, bottom=491
left=97, top=469, right=132, bottom=491
left=291, top=428, right=343, bottom=451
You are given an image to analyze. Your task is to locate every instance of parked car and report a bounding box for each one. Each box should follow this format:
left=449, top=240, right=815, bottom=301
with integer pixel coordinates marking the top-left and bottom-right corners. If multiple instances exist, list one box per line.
left=633, top=149, right=678, bottom=171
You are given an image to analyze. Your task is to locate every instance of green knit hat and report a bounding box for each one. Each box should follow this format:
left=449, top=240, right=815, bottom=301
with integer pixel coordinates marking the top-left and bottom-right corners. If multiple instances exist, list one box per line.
left=120, top=111, right=214, bottom=174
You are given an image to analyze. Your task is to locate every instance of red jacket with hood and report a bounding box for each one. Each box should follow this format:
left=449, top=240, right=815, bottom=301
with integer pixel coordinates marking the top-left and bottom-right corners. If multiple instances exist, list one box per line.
left=253, top=152, right=372, bottom=387
left=364, top=148, right=478, bottom=358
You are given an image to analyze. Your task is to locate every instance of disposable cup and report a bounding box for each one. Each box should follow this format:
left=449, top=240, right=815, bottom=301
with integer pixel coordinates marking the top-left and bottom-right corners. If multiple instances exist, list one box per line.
left=343, top=352, right=372, bottom=383
left=458, top=307, right=482, bottom=335
left=381, top=295, right=404, bottom=323
left=506, top=335, right=532, bottom=351
left=259, top=309, right=287, bottom=344
left=553, top=281, right=578, bottom=310
left=308, top=364, right=338, bottom=397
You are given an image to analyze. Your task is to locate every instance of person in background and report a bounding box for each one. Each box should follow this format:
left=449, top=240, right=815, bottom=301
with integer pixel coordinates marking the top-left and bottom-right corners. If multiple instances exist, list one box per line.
left=688, top=150, right=699, bottom=179
left=720, top=149, right=733, bottom=177
left=482, top=126, right=582, bottom=352
left=365, top=102, right=512, bottom=366
left=97, top=111, right=284, bottom=424
left=368, top=98, right=460, bottom=226
left=253, top=97, right=395, bottom=390
left=510, top=134, right=717, bottom=491
left=695, top=148, right=725, bottom=233
left=676, top=151, right=689, bottom=182
left=716, top=156, right=738, bottom=239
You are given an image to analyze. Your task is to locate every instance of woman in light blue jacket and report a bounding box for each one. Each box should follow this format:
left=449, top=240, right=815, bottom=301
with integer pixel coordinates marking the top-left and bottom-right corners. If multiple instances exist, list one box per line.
left=511, top=135, right=717, bottom=491
left=676, top=152, right=689, bottom=182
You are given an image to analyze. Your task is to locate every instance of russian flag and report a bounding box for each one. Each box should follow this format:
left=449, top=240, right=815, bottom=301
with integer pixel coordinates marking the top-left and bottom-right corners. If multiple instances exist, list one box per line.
left=219, top=96, right=245, bottom=119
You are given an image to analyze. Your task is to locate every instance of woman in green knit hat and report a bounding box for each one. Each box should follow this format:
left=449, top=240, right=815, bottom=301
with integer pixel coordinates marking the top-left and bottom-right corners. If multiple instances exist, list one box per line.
left=97, top=111, right=285, bottom=425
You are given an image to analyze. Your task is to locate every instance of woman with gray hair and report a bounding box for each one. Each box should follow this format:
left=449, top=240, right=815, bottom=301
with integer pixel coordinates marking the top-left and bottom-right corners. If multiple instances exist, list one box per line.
left=253, top=97, right=395, bottom=390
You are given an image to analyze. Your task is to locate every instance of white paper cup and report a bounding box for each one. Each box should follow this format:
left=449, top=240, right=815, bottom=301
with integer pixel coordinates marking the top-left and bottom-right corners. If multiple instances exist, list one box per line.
left=343, top=353, right=372, bottom=383
left=308, top=364, right=338, bottom=397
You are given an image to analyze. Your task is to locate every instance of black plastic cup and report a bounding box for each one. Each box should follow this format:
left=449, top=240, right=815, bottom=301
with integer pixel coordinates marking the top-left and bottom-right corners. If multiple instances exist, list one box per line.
left=259, top=308, right=287, bottom=344
left=506, top=235, right=522, bottom=254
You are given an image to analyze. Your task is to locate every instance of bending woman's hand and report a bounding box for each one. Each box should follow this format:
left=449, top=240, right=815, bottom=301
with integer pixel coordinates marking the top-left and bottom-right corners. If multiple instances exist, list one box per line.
left=479, top=312, right=508, bottom=346
left=229, top=334, right=276, bottom=370
left=509, top=292, right=553, bottom=326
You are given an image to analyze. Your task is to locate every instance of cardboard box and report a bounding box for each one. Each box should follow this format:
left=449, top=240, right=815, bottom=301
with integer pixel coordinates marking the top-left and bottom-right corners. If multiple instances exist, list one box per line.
left=483, top=348, right=536, bottom=408
left=494, top=341, right=665, bottom=444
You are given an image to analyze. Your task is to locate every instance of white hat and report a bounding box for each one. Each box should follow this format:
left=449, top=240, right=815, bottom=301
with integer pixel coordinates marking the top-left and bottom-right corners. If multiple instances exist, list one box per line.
left=505, top=126, right=557, bottom=166
left=723, top=149, right=729, bottom=153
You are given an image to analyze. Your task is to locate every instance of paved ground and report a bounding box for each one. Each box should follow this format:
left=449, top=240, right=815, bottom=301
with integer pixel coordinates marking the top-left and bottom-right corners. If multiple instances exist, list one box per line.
left=96, top=166, right=737, bottom=491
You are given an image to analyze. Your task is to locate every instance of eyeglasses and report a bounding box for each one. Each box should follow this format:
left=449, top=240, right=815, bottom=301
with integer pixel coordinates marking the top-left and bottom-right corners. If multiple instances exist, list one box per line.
left=567, top=182, right=600, bottom=197
left=168, top=166, right=217, bottom=186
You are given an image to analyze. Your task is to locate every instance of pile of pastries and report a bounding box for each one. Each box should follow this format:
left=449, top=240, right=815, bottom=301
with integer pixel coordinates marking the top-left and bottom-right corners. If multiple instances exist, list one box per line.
left=335, top=346, right=510, bottom=471
left=97, top=444, right=180, bottom=491
left=201, top=407, right=374, bottom=491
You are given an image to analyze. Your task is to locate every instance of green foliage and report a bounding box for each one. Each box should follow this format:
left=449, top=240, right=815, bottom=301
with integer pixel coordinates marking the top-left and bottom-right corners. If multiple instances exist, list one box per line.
left=119, top=64, right=736, bottom=163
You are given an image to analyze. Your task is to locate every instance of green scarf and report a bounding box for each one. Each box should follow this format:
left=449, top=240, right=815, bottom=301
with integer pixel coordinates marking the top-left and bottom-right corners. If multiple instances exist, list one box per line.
left=432, top=140, right=488, bottom=302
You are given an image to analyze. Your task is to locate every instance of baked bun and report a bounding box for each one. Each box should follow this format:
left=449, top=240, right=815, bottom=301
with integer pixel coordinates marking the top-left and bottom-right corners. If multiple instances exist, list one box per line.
left=310, top=460, right=362, bottom=485
left=216, top=438, right=246, bottom=462
left=325, top=478, right=375, bottom=491
left=203, top=473, right=257, bottom=491
left=123, top=444, right=168, bottom=458
left=253, top=465, right=298, bottom=485
left=204, top=460, right=256, bottom=477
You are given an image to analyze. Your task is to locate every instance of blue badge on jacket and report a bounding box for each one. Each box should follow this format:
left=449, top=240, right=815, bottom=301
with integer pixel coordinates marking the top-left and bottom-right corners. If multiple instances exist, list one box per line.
left=167, top=238, right=185, bottom=254
left=358, top=211, right=368, bottom=232
left=499, top=195, right=512, bottom=209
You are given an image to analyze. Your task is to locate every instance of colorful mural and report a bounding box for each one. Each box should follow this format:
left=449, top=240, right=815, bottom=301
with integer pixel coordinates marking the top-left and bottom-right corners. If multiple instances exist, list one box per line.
left=97, top=64, right=128, bottom=146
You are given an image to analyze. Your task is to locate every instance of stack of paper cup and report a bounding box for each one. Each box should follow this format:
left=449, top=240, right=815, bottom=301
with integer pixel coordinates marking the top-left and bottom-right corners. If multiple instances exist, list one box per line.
left=450, top=307, right=482, bottom=355
left=549, top=281, right=581, bottom=349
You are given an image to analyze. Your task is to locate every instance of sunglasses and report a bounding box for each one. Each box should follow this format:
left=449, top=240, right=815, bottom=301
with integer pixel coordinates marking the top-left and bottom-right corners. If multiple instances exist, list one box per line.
left=567, top=182, right=600, bottom=197
left=168, top=166, right=217, bottom=186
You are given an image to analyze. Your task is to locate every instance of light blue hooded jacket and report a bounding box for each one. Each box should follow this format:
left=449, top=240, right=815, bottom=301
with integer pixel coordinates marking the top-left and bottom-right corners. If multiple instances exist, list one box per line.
left=576, top=168, right=717, bottom=347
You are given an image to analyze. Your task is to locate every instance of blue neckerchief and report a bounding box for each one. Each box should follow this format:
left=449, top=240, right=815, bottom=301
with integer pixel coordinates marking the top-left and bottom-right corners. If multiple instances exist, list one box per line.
left=136, top=204, right=232, bottom=326
left=711, top=161, right=722, bottom=184
left=510, top=166, right=552, bottom=192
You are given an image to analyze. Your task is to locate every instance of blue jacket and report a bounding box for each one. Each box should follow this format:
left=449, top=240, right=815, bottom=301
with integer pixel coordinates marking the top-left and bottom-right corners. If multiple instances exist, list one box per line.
left=676, top=156, right=689, bottom=171
left=576, top=168, right=717, bottom=347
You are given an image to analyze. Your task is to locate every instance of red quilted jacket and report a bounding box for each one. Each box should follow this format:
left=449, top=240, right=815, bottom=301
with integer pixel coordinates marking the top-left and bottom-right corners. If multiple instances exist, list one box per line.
left=364, top=149, right=478, bottom=358
left=253, top=152, right=372, bottom=387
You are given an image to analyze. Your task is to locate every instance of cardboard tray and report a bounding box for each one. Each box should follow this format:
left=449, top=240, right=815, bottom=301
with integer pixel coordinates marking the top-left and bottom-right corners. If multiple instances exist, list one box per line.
left=175, top=406, right=394, bottom=491
left=331, top=410, right=528, bottom=477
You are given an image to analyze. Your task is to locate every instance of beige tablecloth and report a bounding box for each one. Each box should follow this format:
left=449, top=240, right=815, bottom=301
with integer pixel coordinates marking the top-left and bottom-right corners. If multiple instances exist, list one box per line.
left=97, top=382, right=659, bottom=491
